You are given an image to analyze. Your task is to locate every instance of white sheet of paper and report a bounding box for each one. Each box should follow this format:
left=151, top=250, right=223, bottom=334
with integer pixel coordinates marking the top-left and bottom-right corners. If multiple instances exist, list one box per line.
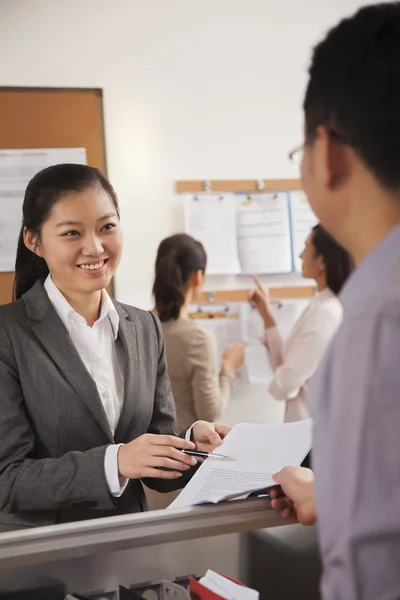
left=236, top=193, right=292, bottom=275
left=240, top=302, right=265, bottom=344
left=289, top=191, right=318, bottom=273
left=0, top=148, right=87, bottom=271
left=169, top=420, right=312, bottom=508
left=189, top=305, right=243, bottom=365
left=244, top=345, right=272, bottom=384
left=184, top=193, right=241, bottom=275
left=240, top=303, right=271, bottom=383
left=215, top=420, right=312, bottom=465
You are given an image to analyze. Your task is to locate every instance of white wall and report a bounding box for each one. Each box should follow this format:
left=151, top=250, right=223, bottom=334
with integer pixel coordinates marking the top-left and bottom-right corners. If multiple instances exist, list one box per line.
left=0, top=0, right=375, bottom=307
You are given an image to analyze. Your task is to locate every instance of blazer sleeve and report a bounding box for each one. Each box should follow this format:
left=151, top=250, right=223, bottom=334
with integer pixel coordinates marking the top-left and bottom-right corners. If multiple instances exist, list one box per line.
left=186, top=327, right=233, bottom=423
left=0, top=320, right=116, bottom=514
left=267, top=307, right=341, bottom=401
left=142, top=313, right=200, bottom=493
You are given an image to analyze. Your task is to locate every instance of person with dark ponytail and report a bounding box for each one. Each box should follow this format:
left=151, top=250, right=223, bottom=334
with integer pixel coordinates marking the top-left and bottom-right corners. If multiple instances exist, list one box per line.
left=249, top=224, right=353, bottom=422
left=153, top=234, right=247, bottom=431
left=0, top=164, right=230, bottom=531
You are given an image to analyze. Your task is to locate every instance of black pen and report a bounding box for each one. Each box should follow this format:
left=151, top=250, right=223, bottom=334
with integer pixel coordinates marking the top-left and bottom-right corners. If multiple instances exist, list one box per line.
left=182, top=449, right=234, bottom=461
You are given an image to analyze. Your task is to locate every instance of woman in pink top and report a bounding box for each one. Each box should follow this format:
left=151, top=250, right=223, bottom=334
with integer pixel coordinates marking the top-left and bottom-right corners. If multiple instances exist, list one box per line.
left=249, top=224, right=353, bottom=422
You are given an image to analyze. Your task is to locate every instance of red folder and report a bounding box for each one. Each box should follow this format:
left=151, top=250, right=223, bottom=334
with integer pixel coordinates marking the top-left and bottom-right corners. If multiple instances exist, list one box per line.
left=189, top=575, right=243, bottom=600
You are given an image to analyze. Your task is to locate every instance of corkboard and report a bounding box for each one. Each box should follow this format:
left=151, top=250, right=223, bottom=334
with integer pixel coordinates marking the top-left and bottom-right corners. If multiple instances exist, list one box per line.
left=176, top=179, right=302, bottom=193
left=0, top=87, right=108, bottom=304
left=197, top=286, right=315, bottom=303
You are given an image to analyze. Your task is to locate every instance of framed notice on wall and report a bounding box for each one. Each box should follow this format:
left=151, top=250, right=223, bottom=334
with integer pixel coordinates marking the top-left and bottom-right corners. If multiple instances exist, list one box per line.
left=0, top=148, right=87, bottom=272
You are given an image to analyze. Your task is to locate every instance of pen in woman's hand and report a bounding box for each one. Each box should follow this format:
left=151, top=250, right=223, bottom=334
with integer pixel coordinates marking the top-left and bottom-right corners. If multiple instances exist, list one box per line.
left=182, top=449, right=234, bottom=461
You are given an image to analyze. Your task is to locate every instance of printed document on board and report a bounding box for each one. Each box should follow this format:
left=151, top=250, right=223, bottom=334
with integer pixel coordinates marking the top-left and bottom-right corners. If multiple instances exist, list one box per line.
left=189, top=304, right=244, bottom=369
left=289, top=191, right=318, bottom=272
left=0, top=148, right=87, bottom=271
left=184, top=193, right=241, bottom=275
left=168, top=419, right=312, bottom=508
left=236, top=193, right=292, bottom=275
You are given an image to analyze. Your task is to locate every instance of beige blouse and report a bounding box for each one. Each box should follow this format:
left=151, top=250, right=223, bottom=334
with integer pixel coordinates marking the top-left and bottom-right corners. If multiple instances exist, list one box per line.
left=161, top=318, right=234, bottom=430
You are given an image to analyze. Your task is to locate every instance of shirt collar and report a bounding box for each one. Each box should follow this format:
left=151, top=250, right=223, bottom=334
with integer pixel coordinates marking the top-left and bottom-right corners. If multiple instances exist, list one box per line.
left=306, top=287, right=334, bottom=309
left=340, top=222, right=400, bottom=309
left=315, top=287, right=334, bottom=301
left=44, top=275, right=119, bottom=339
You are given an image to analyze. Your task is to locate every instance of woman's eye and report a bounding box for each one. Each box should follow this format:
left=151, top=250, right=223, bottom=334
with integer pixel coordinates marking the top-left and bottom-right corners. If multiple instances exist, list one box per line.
left=102, top=223, right=116, bottom=231
left=62, top=230, right=80, bottom=237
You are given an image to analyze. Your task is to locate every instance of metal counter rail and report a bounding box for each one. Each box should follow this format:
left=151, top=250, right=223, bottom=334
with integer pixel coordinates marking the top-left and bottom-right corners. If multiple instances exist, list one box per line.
left=0, top=498, right=282, bottom=571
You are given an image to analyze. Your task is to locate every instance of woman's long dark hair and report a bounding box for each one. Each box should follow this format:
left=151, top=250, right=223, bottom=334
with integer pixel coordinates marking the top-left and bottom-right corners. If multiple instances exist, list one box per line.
left=312, top=224, right=353, bottom=294
left=13, top=163, right=119, bottom=301
left=153, top=234, right=207, bottom=322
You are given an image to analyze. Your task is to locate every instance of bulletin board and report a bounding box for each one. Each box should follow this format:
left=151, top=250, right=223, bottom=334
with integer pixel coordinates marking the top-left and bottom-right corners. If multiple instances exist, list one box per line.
left=0, top=86, right=108, bottom=305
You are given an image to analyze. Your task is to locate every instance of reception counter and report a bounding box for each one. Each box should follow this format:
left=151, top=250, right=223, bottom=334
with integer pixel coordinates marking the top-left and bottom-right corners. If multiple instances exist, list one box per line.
left=0, top=497, right=285, bottom=598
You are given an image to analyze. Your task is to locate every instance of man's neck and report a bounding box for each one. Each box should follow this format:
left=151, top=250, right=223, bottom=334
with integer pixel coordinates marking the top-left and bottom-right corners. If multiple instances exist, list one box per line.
left=346, top=214, right=400, bottom=266
left=332, top=185, right=400, bottom=265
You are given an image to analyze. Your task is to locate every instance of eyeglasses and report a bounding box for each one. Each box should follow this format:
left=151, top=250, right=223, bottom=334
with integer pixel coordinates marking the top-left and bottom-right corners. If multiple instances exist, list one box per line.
left=288, top=144, right=305, bottom=167
left=288, top=131, right=349, bottom=167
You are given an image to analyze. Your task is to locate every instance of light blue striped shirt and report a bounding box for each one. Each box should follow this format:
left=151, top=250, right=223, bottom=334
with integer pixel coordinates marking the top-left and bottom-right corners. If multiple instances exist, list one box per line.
left=310, top=223, right=400, bottom=600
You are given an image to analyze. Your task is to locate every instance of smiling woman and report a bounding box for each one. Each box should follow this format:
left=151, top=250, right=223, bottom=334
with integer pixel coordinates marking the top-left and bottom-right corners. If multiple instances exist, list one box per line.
left=14, top=166, right=121, bottom=315
left=0, top=163, right=230, bottom=532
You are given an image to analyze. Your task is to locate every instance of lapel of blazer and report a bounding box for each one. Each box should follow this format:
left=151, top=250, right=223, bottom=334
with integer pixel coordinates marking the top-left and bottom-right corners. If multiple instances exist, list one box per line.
left=24, top=281, right=114, bottom=443
left=113, top=301, right=139, bottom=443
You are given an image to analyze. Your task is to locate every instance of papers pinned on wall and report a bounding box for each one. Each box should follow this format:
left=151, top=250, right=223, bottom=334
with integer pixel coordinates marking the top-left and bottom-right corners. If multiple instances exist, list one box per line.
left=240, top=303, right=273, bottom=384
left=289, top=191, right=319, bottom=273
left=183, top=191, right=317, bottom=276
left=237, top=193, right=292, bottom=275
left=184, top=193, right=241, bottom=275
left=0, top=148, right=87, bottom=271
left=189, top=302, right=274, bottom=384
left=189, top=304, right=243, bottom=368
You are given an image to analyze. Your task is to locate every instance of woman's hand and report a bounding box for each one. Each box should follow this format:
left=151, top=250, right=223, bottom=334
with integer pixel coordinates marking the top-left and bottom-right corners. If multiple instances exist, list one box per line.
left=248, top=276, right=276, bottom=329
left=222, top=342, right=247, bottom=372
left=118, top=434, right=198, bottom=480
left=192, top=421, right=232, bottom=453
left=269, top=466, right=317, bottom=525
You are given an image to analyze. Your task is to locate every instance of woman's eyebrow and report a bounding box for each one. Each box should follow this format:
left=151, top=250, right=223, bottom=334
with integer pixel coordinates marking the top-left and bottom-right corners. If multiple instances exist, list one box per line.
left=55, top=212, right=117, bottom=227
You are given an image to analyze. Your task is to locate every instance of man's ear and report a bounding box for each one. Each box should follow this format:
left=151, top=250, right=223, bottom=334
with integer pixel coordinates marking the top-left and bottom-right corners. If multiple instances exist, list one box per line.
left=23, top=227, right=43, bottom=258
left=316, top=125, right=350, bottom=190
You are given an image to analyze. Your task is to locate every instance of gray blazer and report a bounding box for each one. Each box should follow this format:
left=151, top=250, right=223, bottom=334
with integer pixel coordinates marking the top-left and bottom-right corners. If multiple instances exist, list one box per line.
left=0, top=280, right=193, bottom=532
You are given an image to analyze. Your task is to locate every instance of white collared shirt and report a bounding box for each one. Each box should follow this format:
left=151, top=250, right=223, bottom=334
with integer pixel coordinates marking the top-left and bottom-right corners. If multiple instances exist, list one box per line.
left=44, top=275, right=127, bottom=496
left=263, top=287, right=343, bottom=422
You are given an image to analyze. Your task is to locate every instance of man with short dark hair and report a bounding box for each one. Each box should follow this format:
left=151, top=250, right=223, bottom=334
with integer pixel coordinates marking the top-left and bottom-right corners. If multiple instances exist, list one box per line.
left=271, top=3, right=400, bottom=598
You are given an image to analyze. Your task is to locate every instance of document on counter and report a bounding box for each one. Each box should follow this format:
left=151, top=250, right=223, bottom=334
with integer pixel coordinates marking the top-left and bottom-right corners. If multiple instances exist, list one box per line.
left=168, top=420, right=312, bottom=508
left=184, top=193, right=241, bottom=275
left=289, top=191, right=318, bottom=272
left=236, top=193, right=292, bottom=275
left=0, top=148, right=87, bottom=271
